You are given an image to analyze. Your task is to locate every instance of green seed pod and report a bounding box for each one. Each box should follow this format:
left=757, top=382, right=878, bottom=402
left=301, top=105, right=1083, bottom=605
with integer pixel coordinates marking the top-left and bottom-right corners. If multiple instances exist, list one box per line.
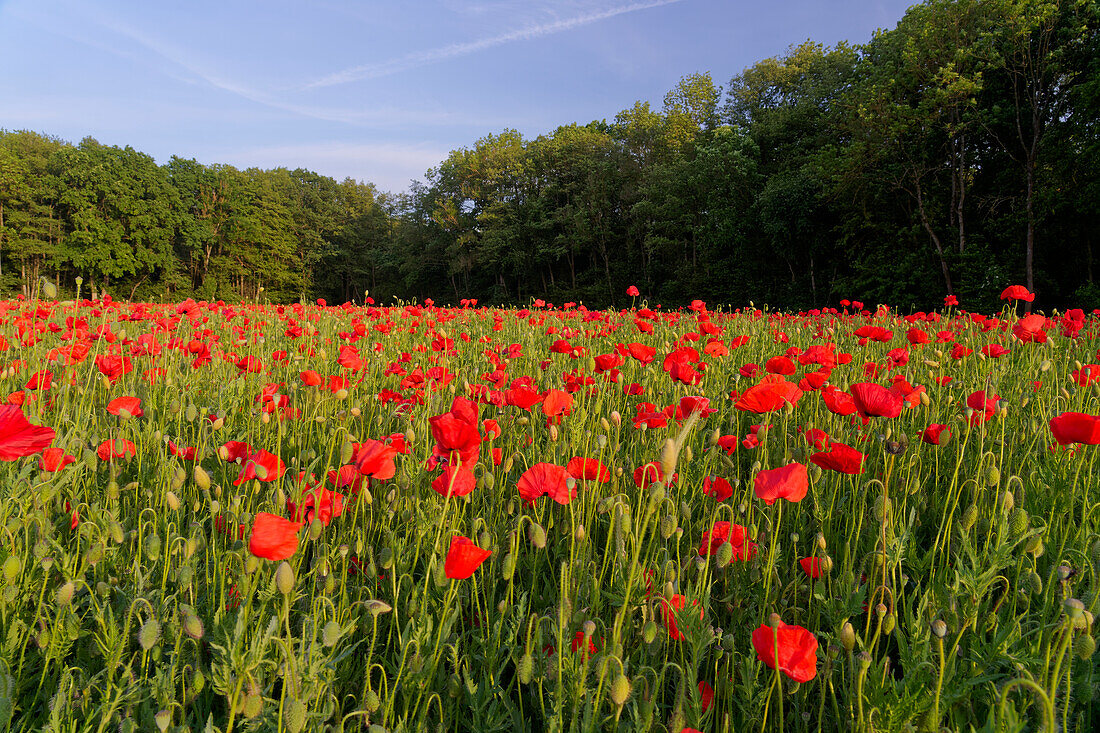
left=501, top=553, right=516, bottom=580
left=109, top=522, right=125, bottom=545
left=518, top=653, right=535, bottom=684
left=528, top=522, right=547, bottom=549
left=285, top=698, right=307, bottom=733
left=882, top=613, right=896, bottom=635
left=364, top=689, right=380, bottom=713
left=2, top=555, right=20, bottom=582
left=1009, top=508, right=1028, bottom=537
left=323, top=619, right=341, bottom=647
left=643, top=620, right=658, bottom=644
left=715, top=541, right=734, bottom=568
left=276, top=561, right=296, bottom=595
left=1076, top=634, right=1097, bottom=660
left=840, top=622, right=856, bottom=651
left=610, top=673, right=632, bottom=705
left=138, top=618, right=161, bottom=650
left=183, top=614, right=204, bottom=640
left=55, top=581, right=75, bottom=607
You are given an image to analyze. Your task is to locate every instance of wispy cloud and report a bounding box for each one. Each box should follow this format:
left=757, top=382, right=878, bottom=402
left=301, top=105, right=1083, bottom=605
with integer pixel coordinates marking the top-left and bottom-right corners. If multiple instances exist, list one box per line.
left=303, top=0, right=686, bottom=89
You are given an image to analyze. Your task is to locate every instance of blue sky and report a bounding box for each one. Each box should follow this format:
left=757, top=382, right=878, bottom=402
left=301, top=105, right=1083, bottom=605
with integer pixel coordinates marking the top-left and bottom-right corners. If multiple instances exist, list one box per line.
left=0, top=0, right=914, bottom=193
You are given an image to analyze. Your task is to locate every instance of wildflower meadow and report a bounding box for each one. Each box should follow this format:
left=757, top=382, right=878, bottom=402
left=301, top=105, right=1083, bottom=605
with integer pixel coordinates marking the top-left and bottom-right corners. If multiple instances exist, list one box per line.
left=1, top=285, right=1099, bottom=732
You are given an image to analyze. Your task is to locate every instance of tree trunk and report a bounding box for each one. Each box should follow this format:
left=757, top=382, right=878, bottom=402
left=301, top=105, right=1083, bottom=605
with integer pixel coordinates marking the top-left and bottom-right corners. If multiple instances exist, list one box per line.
left=914, top=178, right=954, bottom=295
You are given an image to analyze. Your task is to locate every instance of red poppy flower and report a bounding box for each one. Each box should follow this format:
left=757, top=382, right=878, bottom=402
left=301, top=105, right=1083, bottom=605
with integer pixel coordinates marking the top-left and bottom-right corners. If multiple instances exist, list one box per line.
left=432, top=464, right=477, bottom=497
left=849, top=383, right=902, bottom=419
left=444, top=535, right=491, bottom=579
left=287, top=487, right=345, bottom=525
left=751, top=619, right=818, bottom=682
left=25, top=370, right=53, bottom=391
left=660, top=594, right=702, bottom=641
left=354, top=439, right=398, bottom=480
left=571, top=630, right=599, bottom=658
left=735, top=378, right=803, bottom=414
left=626, top=285, right=640, bottom=297
left=97, top=438, right=136, bottom=461
left=95, top=354, right=132, bottom=382
left=236, top=355, right=264, bottom=373
left=300, top=370, right=323, bottom=386
left=517, top=462, right=575, bottom=504
left=921, top=424, right=951, bottom=445
left=566, top=457, right=610, bottom=483
left=1012, top=314, right=1048, bottom=343
left=1000, top=285, right=1035, bottom=302
left=1050, top=412, right=1100, bottom=446
left=39, top=446, right=75, bottom=471
left=810, top=442, right=864, bottom=474
left=802, top=428, right=831, bottom=450
left=248, top=512, right=301, bottom=561
left=698, top=681, right=714, bottom=712
left=107, top=396, right=143, bottom=418
left=702, top=475, right=733, bottom=501
left=168, top=440, right=197, bottom=460
left=541, top=389, right=574, bottom=419
left=0, top=404, right=55, bottom=460
left=632, top=461, right=668, bottom=488
left=754, top=463, right=808, bottom=505
left=234, top=449, right=286, bottom=486
left=698, top=521, right=757, bottom=560
left=623, top=342, right=656, bottom=364
left=800, top=557, right=824, bottom=578
left=764, top=356, right=796, bottom=375
left=429, top=411, right=482, bottom=468
left=505, top=386, right=542, bottom=410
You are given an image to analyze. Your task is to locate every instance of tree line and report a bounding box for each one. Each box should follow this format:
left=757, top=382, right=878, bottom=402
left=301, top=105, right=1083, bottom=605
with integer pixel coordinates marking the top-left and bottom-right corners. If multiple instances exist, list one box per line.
left=1, top=0, right=1098, bottom=310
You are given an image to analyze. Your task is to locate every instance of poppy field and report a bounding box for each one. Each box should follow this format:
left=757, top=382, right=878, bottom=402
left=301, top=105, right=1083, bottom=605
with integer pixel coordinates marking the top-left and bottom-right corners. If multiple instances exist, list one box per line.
left=1, top=287, right=1099, bottom=732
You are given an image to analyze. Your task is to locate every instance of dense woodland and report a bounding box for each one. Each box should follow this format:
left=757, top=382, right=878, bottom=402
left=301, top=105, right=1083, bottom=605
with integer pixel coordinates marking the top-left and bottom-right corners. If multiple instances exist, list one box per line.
left=1, top=0, right=1098, bottom=311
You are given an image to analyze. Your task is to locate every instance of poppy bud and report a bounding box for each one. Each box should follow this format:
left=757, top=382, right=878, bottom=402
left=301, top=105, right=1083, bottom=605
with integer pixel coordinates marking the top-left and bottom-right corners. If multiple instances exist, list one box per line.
left=139, top=618, right=161, bottom=650
left=1065, top=598, right=1085, bottom=621
left=3, top=556, right=20, bottom=583
left=276, top=561, right=295, bottom=595
left=549, top=425, right=559, bottom=442
left=882, top=613, right=895, bottom=635
left=171, top=466, right=186, bottom=490
left=663, top=581, right=676, bottom=600
left=715, top=541, right=734, bottom=568
left=600, top=417, right=611, bottom=432
left=610, top=673, right=631, bottom=705
left=309, top=519, right=323, bottom=540
left=501, top=553, right=516, bottom=580
left=518, top=653, right=535, bottom=684
left=365, top=600, right=392, bottom=617
left=574, top=525, right=586, bottom=542
left=1077, top=634, right=1096, bottom=660
left=194, top=466, right=211, bottom=490
left=242, top=685, right=263, bottom=719
left=323, top=620, right=341, bottom=647
left=528, top=522, right=547, bottom=549
left=840, top=621, right=856, bottom=651
left=379, top=547, right=394, bottom=570
left=155, top=711, right=171, bottom=733
left=183, top=613, right=204, bottom=640
left=1026, top=536, right=1044, bottom=557
left=1001, top=490, right=1014, bottom=513
left=145, top=534, right=162, bottom=561
left=165, top=491, right=180, bottom=512
left=1010, top=508, right=1028, bottom=537
left=642, top=620, right=658, bottom=644
left=55, top=581, right=74, bottom=607
left=960, top=505, right=978, bottom=532
left=660, top=514, right=676, bottom=539
left=285, top=699, right=307, bottom=733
